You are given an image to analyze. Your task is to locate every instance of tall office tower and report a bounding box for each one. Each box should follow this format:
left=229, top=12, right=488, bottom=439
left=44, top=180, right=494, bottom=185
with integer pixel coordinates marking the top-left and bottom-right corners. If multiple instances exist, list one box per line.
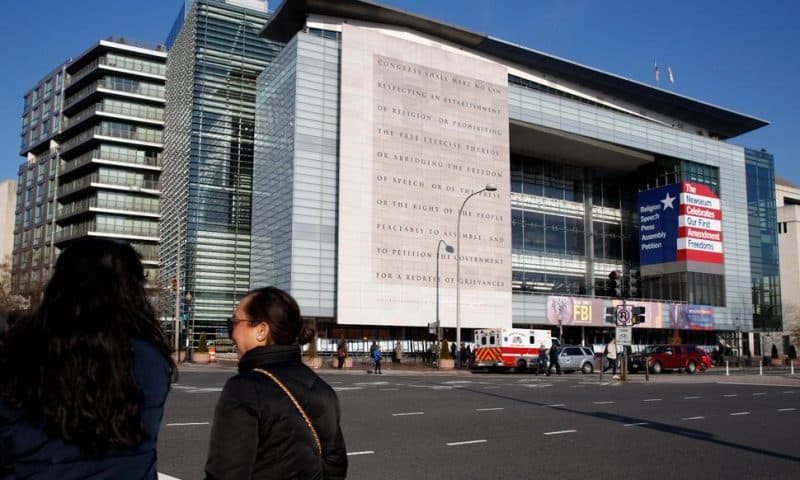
left=0, top=179, right=18, bottom=261
left=55, top=39, right=166, bottom=300
left=10, top=63, right=67, bottom=299
left=161, top=0, right=281, bottom=345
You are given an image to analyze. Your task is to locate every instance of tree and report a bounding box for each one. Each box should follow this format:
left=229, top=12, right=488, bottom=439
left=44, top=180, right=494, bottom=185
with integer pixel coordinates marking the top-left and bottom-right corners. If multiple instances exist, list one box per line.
left=0, top=256, right=31, bottom=314
left=785, top=304, right=800, bottom=348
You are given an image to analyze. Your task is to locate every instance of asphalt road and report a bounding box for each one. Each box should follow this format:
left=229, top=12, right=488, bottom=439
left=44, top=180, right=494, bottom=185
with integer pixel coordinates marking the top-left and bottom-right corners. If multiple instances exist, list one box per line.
left=157, top=369, right=800, bottom=479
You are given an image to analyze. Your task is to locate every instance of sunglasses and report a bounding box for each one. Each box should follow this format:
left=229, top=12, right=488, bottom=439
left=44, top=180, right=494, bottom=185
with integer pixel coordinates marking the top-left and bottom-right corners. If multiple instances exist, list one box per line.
left=227, top=315, right=249, bottom=338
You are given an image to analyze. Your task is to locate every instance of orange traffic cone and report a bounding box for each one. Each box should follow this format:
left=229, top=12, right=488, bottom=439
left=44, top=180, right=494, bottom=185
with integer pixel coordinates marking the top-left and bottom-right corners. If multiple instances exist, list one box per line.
left=208, top=346, right=217, bottom=363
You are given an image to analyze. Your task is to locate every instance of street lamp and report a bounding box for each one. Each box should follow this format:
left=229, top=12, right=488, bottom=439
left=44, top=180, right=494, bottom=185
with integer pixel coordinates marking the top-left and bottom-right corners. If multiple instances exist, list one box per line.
left=435, top=239, right=454, bottom=341
left=456, top=183, right=498, bottom=353
left=183, top=291, right=193, bottom=363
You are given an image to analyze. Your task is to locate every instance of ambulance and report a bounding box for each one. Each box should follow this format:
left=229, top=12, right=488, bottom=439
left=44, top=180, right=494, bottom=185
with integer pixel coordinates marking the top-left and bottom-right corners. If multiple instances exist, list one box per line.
left=471, top=328, right=558, bottom=372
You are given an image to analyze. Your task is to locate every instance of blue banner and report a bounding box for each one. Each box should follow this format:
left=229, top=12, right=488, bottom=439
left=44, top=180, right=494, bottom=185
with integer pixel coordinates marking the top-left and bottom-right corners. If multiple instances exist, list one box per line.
left=638, top=183, right=681, bottom=265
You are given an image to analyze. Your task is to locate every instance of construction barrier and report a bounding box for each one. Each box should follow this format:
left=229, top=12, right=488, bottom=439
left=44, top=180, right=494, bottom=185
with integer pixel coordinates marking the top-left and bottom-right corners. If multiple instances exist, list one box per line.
left=208, top=346, right=217, bottom=363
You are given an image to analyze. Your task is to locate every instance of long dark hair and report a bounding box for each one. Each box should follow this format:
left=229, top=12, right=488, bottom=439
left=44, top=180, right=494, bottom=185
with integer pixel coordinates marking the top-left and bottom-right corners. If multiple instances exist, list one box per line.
left=0, top=238, right=175, bottom=455
left=242, top=286, right=315, bottom=346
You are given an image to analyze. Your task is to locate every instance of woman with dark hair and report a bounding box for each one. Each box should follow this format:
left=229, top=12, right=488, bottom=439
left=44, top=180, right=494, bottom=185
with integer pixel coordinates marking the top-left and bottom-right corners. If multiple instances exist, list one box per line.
left=0, top=238, right=175, bottom=479
left=205, top=286, right=347, bottom=480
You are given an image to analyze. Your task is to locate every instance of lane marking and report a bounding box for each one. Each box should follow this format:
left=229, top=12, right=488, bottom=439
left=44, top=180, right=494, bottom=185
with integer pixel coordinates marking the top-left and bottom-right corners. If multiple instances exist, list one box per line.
left=643, top=398, right=663, bottom=402
left=187, top=388, right=223, bottom=393
left=333, top=387, right=364, bottom=391
left=544, top=429, right=577, bottom=436
left=545, top=404, right=565, bottom=407
left=347, top=451, right=375, bottom=456
left=723, top=394, right=737, bottom=397
left=379, top=388, right=399, bottom=391
left=718, top=381, right=799, bottom=388
left=484, top=386, right=501, bottom=389
left=476, top=407, right=504, bottom=411
left=624, top=422, right=649, bottom=427
left=166, top=422, right=210, bottom=426
left=682, top=416, right=705, bottom=421
left=752, top=392, right=767, bottom=396
left=446, top=439, right=487, bottom=446
left=158, top=474, right=182, bottom=480
left=594, top=401, right=614, bottom=405
left=392, top=412, right=424, bottom=416
left=684, top=396, right=701, bottom=399
left=777, top=408, right=796, bottom=412
left=730, top=411, right=750, bottom=416
left=784, top=391, right=795, bottom=394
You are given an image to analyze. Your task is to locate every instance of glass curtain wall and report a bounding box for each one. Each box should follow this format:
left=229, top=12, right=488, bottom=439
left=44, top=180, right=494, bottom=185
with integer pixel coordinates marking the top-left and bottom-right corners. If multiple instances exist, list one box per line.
left=746, top=148, right=782, bottom=331
left=162, top=0, right=282, bottom=345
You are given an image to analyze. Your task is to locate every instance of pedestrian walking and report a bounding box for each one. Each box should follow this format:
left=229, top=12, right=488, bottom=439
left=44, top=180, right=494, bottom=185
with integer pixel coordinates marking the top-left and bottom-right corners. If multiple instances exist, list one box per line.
left=371, top=342, right=383, bottom=374
left=394, top=341, right=403, bottom=364
left=206, top=286, right=347, bottom=479
left=603, top=336, right=619, bottom=379
left=547, top=344, right=562, bottom=375
left=464, top=345, right=472, bottom=367
left=336, top=339, right=347, bottom=369
left=537, top=344, right=548, bottom=375
left=450, top=342, right=457, bottom=362
left=0, top=238, right=175, bottom=479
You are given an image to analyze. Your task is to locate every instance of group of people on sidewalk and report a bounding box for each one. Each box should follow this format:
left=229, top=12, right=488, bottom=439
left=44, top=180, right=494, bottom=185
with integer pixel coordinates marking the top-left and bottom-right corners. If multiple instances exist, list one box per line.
left=0, top=238, right=348, bottom=479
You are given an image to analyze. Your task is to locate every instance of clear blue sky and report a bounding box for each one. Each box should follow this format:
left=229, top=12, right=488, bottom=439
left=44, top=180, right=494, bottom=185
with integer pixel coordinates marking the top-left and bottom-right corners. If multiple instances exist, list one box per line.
left=1, top=0, right=797, bottom=185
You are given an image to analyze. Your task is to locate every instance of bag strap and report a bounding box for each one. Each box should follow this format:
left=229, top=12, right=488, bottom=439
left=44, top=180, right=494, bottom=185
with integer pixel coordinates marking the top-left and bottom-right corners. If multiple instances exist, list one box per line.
left=252, top=367, right=322, bottom=456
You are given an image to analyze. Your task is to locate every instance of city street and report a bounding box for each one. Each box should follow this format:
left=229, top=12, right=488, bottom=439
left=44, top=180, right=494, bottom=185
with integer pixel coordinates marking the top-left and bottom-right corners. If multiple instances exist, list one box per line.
left=157, top=367, right=800, bottom=479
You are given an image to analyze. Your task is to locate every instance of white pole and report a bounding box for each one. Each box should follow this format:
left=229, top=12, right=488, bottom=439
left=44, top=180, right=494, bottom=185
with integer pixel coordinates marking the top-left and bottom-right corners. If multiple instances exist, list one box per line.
left=792, top=360, right=795, bottom=375
left=759, top=360, right=763, bottom=376
left=725, top=360, right=729, bottom=376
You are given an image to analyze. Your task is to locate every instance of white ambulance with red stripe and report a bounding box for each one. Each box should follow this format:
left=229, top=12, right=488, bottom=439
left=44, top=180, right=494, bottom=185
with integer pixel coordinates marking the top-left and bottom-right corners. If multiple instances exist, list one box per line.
left=471, top=328, right=558, bottom=371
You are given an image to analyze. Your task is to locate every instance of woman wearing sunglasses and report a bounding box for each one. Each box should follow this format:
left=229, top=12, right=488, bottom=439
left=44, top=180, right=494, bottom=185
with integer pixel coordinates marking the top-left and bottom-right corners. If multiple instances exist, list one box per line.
left=205, top=287, right=348, bottom=479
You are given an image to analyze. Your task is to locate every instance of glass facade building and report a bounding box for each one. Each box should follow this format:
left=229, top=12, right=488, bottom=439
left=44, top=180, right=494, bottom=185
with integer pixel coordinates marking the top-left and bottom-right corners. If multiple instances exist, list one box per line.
left=248, top=0, right=779, bottom=348
left=55, top=41, right=166, bottom=295
left=746, top=148, right=782, bottom=332
left=161, top=0, right=282, bottom=344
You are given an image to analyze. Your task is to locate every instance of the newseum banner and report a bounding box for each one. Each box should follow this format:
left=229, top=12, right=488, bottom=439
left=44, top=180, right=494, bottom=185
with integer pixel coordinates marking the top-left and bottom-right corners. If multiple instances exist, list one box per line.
left=638, top=182, right=723, bottom=269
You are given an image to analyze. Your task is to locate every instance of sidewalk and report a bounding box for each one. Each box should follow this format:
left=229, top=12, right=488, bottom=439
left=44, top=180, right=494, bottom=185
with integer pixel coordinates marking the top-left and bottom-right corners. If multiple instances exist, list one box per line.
left=177, top=358, right=477, bottom=376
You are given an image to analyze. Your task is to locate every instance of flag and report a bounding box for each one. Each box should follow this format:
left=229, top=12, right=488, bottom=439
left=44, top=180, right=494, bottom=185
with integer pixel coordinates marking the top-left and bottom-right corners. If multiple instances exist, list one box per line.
left=654, top=63, right=660, bottom=83
left=667, top=65, right=674, bottom=84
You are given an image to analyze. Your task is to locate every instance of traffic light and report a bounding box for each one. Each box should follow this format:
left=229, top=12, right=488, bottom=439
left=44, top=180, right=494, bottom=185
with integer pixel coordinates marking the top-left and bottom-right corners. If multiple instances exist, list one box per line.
left=605, top=306, right=616, bottom=324
left=632, top=306, right=646, bottom=324
left=629, top=269, right=641, bottom=298
left=608, top=270, right=622, bottom=297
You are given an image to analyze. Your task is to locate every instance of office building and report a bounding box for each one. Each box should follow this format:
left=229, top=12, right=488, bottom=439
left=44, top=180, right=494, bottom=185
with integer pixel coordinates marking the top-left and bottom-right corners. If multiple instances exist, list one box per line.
left=11, top=39, right=166, bottom=301
left=11, top=64, right=67, bottom=298
left=161, top=0, right=282, bottom=342
left=0, top=180, right=17, bottom=261
left=776, top=177, right=800, bottom=356
left=249, top=0, right=780, bottom=349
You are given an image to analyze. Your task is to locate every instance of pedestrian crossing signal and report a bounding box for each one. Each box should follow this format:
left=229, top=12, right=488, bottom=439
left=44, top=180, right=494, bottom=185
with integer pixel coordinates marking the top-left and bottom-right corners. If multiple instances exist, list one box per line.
left=604, top=306, right=616, bottom=324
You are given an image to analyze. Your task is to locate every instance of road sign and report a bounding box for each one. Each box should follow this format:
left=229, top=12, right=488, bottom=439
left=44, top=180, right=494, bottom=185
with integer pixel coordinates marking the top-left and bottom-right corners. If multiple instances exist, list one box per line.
left=615, top=305, right=632, bottom=326
left=616, top=327, right=632, bottom=346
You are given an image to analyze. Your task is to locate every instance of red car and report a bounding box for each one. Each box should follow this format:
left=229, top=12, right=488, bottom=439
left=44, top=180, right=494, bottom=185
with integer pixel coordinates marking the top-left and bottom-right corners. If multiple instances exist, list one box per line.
left=629, top=344, right=712, bottom=374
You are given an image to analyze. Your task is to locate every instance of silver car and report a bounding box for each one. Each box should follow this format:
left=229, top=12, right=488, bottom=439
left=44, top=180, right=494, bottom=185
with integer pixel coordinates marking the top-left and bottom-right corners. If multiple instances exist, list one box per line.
left=557, top=345, right=595, bottom=373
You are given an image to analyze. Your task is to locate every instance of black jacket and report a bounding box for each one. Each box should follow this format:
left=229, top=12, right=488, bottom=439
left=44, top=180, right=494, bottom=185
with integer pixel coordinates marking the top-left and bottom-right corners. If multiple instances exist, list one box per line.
left=205, top=345, right=347, bottom=480
left=0, top=340, right=170, bottom=479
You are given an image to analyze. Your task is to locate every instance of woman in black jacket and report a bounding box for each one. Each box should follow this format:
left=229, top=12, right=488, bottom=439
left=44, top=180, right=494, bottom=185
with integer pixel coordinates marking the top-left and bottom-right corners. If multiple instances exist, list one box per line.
left=205, top=287, right=347, bottom=480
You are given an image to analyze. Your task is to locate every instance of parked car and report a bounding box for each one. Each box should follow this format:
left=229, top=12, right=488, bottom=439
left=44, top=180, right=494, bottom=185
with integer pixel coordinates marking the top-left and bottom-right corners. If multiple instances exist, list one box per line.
left=629, top=344, right=712, bottom=374
left=557, top=345, right=595, bottom=374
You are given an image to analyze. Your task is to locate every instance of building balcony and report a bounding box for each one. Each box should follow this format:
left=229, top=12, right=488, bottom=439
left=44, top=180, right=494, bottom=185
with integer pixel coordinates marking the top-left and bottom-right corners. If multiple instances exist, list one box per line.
left=60, top=124, right=163, bottom=156
left=61, top=101, right=164, bottom=136
left=63, top=79, right=164, bottom=114
left=59, top=149, right=161, bottom=177
left=56, top=196, right=161, bottom=223
left=54, top=220, right=159, bottom=244
left=57, top=173, right=160, bottom=199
